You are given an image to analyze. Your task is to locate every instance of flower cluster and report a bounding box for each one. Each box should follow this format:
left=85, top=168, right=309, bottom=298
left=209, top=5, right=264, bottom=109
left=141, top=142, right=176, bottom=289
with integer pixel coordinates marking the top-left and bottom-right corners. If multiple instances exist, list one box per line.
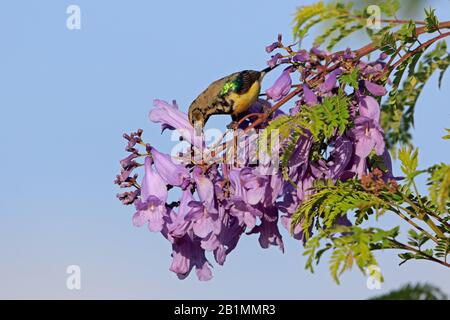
left=115, top=35, right=395, bottom=280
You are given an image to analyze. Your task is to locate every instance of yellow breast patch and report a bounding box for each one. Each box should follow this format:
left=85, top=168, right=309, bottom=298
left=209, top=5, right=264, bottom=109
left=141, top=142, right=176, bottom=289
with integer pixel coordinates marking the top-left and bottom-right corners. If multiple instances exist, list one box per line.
left=229, top=81, right=261, bottom=115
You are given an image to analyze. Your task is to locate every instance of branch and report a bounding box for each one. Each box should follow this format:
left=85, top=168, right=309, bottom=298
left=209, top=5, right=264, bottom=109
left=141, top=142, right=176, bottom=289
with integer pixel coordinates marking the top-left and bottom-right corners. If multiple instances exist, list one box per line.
left=388, top=239, right=450, bottom=268
left=354, top=21, right=450, bottom=59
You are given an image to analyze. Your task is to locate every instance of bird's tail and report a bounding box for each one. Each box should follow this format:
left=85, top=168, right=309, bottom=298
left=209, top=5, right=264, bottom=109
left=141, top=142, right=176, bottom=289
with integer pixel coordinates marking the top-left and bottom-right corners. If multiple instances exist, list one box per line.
left=260, top=63, right=281, bottom=79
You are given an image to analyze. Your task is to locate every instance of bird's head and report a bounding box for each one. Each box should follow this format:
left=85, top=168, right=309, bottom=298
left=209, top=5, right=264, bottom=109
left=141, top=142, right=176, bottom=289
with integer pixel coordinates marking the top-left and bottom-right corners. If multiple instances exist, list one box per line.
left=188, top=107, right=205, bottom=131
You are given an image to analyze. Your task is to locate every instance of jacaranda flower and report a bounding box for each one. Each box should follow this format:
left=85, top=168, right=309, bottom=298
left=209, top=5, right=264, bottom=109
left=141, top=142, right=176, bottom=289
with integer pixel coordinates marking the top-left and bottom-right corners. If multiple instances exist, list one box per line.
left=266, top=67, right=292, bottom=101
left=132, top=157, right=168, bottom=232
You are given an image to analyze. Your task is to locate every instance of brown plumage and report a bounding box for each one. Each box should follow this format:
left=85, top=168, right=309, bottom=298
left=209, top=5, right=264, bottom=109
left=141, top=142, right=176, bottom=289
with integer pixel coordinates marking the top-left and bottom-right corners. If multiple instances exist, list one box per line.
left=188, top=67, right=274, bottom=128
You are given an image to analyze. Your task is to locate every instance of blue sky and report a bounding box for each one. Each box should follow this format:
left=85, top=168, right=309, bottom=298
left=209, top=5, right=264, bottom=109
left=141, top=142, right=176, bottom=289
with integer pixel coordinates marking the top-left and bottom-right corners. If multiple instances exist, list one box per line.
left=0, top=0, right=449, bottom=299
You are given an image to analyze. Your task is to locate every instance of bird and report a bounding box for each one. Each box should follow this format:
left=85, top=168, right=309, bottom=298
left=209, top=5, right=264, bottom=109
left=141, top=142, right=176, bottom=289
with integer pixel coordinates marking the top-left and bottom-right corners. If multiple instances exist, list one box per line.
left=188, top=66, right=277, bottom=130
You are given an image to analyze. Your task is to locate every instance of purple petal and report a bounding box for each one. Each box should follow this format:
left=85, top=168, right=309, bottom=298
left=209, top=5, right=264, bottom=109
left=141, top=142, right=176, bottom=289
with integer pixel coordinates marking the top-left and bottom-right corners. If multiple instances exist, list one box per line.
left=193, top=167, right=215, bottom=212
left=149, top=99, right=202, bottom=149
left=266, top=68, right=292, bottom=101
left=364, top=80, right=387, bottom=96
left=141, top=157, right=168, bottom=203
left=266, top=41, right=280, bottom=53
left=193, top=216, right=214, bottom=238
left=267, top=53, right=283, bottom=68
left=293, top=50, right=309, bottom=63
left=319, top=69, right=342, bottom=93
left=303, top=84, right=318, bottom=106
left=370, top=128, right=385, bottom=155
left=151, top=148, right=190, bottom=187
left=169, top=236, right=191, bottom=276
left=355, top=135, right=376, bottom=158
left=359, top=96, right=381, bottom=123
left=196, top=262, right=213, bottom=281
left=133, top=196, right=166, bottom=232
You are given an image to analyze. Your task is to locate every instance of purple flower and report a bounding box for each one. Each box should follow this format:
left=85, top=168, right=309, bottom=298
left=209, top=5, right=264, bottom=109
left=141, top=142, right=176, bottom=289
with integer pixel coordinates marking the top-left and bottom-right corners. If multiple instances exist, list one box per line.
left=266, top=67, right=292, bottom=101
left=151, top=147, right=190, bottom=187
left=228, top=168, right=263, bottom=229
left=266, top=41, right=280, bottom=53
left=132, top=157, right=168, bottom=232
left=364, top=80, right=387, bottom=96
left=169, top=235, right=191, bottom=277
left=116, top=41, right=395, bottom=282
left=319, top=68, right=342, bottom=93
left=359, top=95, right=381, bottom=124
left=311, top=46, right=331, bottom=58
left=168, top=189, right=195, bottom=238
left=120, top=153, right=139, bottom=171
left=214, top=215, right=245, bottom=265
left=343, top=48, right=356, bottom=60
left=303, top=84, right=318, bottom=106
left=149, top=99, right=202, bottom=149
left=352, top=116, right=385, bottom=159
left=185, top=201, right=218, bottom=238
left=193, top=166, right=216, bottom=213
left=281, top=214, right=306, bottom=241
left=117, top=190, right=139, bottom=205
left=170, top=235, right=213, bottom=281
left=248, top=207, right=284, bottom=252
left=288, top=133, right=313, bottom=181
left=267, top=53, right=283, bottom=68
left=312, top=136, right=353, bottom=180
left=293, top=50, right=309, bottom=63
left=240, top=168, right=268, bottom=205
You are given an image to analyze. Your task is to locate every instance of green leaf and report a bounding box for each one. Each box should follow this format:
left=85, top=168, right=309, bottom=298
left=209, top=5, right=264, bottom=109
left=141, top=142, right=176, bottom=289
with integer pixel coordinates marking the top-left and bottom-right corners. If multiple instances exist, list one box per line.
left=380, top=31, right=397, bottom=55
left=382, top=41, right=448, bottom=148
left=443, top=129, right=450, bottom=140
left=398, top=145, right=419, bottom=177
left=379, top=0, right=400, bottom=17
left=438, top=54, right=450, bottom=89
left=398, top=20, right=417, bottom=43
left=428, top=163, right=450, bottom=212
left=340, top=67, right=360, bottom=89
left=424, top=7, right=440, bottom=33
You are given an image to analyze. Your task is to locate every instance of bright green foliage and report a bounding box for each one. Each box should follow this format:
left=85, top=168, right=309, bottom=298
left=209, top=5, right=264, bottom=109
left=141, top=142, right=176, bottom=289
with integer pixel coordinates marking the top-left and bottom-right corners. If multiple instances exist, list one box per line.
left=407, top=229, right=430, bottom=250
left=300, top=94, right=350, bottom=140
left=397, top=20, right=417, bottom=44
left=288, top=1, right=450, bottom=283
left=293, top=2, right=352, bottom=41
left=443, top=128, right=450, bottom=140
left=428, top=163, right=450, bottom=213
left=379, top=0, right=400, bottom=17
left=291, top=179, right=387, bottom=239
left=303, top=225, right=399, bottom=284
left=380, top=32, right=398, bottom=55
left=293, top=1, right=450, bottom=150
left=293, top=1, right=367, bottom=49
left=339, top=66, right=359, bottom=89
left=398, top=145, right=420, bottom=183
left=438, top=55, right=450, bottom=88
left=266, top=93, right=350, bottom=144
left=382, top=41, right=450, bottom=149
left=291, top=149, right=450, bottom=282
left=425, top=7, right=440, bottom=33
left=434, top=238, right=450, bottom=260
left=265, top=93, right=350, bottom=184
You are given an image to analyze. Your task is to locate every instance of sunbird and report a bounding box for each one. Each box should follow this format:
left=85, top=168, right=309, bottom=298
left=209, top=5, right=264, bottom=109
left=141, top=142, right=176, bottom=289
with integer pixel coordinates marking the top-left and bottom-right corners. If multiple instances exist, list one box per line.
left=188, top=66, right=277, bottom=129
